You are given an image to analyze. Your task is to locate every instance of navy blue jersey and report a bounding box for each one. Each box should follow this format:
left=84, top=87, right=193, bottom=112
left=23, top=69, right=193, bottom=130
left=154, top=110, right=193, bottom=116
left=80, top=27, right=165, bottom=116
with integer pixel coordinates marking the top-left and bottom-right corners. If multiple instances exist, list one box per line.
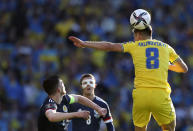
left=38, top=95, right=71, bottom=131
left=69, top=96, right=113, bottom=131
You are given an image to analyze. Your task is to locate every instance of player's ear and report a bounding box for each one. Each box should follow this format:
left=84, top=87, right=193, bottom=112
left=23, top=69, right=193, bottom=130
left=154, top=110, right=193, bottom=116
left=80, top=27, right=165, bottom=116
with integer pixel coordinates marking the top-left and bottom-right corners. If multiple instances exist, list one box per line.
left=95, top=83, right=97, bottom=88
left=57, top=86, right=61, bottom=93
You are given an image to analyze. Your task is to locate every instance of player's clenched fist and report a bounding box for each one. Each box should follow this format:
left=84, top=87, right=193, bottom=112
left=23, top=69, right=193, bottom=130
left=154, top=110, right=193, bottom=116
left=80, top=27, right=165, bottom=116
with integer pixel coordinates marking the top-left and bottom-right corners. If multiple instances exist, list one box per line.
left=97, top=108, right=107, bottom=117
left=76, top=111, right=90, bottom=120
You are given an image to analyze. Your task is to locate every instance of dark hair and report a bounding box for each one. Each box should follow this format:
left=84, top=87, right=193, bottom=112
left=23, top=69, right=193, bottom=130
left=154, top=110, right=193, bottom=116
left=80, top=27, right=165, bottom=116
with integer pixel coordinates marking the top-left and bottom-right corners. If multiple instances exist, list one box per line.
left=134, top=25, right=152, bottom=37
left=80, top=73, right=95, bottom=84
left=43, top=75, right=60, bottom=95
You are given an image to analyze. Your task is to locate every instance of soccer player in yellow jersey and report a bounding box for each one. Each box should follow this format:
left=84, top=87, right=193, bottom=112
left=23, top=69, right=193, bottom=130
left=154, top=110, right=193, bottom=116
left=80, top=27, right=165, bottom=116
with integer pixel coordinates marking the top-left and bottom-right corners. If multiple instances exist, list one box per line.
left=68, top=25, right=188, bottom=131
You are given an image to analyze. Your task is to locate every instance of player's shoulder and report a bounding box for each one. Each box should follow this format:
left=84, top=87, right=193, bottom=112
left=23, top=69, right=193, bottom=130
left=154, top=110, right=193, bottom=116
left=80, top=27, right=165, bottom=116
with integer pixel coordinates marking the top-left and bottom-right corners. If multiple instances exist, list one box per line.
left=61, top=94, right=71, bottom=105
left=123, top=41, right=135, bottom=45
left=153, top=39, right=169, bottom=46
left=40, top=97, right=57, bottom=112
left=43, top=97, right=56, bottom=105
left=94, top=96, right=108, bottom=106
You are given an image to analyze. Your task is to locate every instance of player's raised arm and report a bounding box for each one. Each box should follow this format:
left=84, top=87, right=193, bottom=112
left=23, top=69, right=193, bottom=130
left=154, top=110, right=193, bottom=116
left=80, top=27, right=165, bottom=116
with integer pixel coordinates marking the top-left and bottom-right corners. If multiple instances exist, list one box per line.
left=168, top=57, right=188, bottom=73
left=45, top=109, right=90, bottom=122
left=71, top=94, right=107, bottom=117
left=68, top=36, right=123, bottom=52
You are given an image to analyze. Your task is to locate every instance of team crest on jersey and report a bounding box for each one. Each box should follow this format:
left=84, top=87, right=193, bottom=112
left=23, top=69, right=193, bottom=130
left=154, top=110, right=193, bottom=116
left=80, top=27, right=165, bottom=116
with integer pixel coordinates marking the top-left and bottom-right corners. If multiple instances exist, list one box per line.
left=63, top=105, right=68, bottom=112
left=94, top=110, right=100, bottom=118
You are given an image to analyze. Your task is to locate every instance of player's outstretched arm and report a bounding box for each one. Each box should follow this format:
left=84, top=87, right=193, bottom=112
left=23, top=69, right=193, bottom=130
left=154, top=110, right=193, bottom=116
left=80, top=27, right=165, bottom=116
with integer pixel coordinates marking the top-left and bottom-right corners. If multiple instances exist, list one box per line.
left=168, top=57, right=188, bottom=73
left=45, top=109, right=90, bottom=122
left=68, top=36, right=123, bottom=52
left=71, top=94, right=107, bottom=117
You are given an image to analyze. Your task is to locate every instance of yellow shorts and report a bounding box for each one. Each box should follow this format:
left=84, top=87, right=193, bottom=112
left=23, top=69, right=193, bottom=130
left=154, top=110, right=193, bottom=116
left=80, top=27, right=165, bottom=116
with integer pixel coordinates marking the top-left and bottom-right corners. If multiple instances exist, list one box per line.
left=132, top=87, right=176, bottom=127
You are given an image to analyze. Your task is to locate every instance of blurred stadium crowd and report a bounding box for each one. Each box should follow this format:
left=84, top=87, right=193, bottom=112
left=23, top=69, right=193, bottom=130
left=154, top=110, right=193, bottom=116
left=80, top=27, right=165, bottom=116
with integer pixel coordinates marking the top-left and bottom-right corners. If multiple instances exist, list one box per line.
left=0, top=0, right=193, bottom=131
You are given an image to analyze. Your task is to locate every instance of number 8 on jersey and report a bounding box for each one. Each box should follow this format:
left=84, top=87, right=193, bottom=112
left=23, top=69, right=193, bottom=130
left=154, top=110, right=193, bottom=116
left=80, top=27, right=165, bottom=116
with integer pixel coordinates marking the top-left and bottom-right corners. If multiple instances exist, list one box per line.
left=146, top=48, right=159, bottom=69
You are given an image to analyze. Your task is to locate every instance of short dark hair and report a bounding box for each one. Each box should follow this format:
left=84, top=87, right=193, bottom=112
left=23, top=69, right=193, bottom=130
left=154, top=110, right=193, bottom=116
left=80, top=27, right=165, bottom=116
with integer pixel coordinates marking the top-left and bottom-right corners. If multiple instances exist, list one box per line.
left=43, top=75, right=60, bottom=95
left=133, top=25, right=152, bottom=37
left=80, top=74, right=95, bottom=84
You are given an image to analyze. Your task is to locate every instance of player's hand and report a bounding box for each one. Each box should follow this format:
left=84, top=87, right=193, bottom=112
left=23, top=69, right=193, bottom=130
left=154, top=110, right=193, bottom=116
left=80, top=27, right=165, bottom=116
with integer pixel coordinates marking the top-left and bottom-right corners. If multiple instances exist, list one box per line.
left=76, top=111, right=90, bottom=120
left=68, top=36, right=85, bottom=48
left=97, top=108, right=107, bottom=117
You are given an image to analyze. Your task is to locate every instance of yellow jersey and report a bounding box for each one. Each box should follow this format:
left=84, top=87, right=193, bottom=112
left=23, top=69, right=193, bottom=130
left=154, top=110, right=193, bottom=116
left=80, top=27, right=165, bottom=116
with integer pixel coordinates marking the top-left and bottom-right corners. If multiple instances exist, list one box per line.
left=123, top=39, right=179, bottom=89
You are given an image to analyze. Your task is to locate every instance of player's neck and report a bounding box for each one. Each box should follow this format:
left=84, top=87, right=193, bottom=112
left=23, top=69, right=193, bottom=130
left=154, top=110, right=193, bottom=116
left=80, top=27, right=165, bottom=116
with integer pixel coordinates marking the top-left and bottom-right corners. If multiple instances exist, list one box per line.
left=83, top=93, right=95, bottom=100
left=49, top=93, right=63, bottom=104
left=135, top=36, right=152, bottom=41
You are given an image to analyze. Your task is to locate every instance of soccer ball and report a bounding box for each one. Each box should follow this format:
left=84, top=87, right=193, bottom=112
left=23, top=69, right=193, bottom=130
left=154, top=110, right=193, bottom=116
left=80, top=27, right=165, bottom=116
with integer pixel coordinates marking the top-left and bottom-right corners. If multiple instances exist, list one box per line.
left=130, top=9, right=151, bottom=30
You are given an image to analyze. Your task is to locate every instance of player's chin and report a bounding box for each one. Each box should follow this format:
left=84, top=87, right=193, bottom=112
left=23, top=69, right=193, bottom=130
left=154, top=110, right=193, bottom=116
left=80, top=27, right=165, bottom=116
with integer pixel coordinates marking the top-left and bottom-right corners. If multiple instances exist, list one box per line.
left=62, top=92, right=66, bottom=96
left=85, top=92, right=92, bottom=95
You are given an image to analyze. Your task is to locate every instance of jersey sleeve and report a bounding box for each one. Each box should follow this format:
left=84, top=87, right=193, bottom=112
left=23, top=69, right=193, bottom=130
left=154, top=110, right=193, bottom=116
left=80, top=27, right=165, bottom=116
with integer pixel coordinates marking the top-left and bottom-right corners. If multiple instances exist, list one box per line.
left=102, top=102, right=113, bottom=124
left=44, top=102, right=57, bottom=112
left=122, top=41, right=135, bottom=54
left=168, top=45, right=179, bottom=63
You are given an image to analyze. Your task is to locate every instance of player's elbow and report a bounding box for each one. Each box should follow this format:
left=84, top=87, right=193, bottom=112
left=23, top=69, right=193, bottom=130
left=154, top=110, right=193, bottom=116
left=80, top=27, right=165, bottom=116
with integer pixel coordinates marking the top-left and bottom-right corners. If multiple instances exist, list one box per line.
left=180, top=63, right=188, bottom=73
left=46, top=110, right=58, bottom=122
left=47, top=115, right=56, bottom=122
left=181, top=66, right=188, bottom=73
left=103, top=42, right=113, bottom=51
left=174, top=59, right=188, bottom=73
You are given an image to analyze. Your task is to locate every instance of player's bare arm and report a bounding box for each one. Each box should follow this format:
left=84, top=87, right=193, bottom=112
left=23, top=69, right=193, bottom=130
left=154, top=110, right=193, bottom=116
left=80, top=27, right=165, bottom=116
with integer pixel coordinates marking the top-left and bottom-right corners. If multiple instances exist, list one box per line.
left=45, top=109, right=90, bottom=122
left=68, top=36, right=123, bottom=52
left=168, top=57, right=188, bottom=73
left=71, top=94, right=107, bottom=117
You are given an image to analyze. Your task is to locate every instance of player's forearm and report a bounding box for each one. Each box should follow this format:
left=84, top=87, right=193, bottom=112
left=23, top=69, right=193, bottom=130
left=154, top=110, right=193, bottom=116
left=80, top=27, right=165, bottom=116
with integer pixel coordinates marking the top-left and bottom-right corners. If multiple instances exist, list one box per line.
left=77, top=95, right=101, bottom=112
left=168, top=65, right=187, bottom=73
left=84, top=41, right=117, bottom=51
left=169, top=58, right=188, bottom=73
left=46, top=111, right=80, bottom=122
left=168, top=65, right=180, bottom=72
left=84, top=41, right=112, bottom=51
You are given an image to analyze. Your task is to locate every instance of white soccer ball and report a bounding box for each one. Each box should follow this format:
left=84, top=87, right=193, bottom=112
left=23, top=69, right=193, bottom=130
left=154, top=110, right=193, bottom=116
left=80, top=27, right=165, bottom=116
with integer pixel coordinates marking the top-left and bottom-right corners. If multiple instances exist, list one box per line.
left=130, top=9, right=151, bottom=30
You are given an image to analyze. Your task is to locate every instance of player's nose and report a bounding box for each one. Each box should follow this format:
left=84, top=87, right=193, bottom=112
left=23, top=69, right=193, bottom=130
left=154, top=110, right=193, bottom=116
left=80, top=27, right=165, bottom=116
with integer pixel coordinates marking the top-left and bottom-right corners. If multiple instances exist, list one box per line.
left=85, top=85, right=91, bottom=89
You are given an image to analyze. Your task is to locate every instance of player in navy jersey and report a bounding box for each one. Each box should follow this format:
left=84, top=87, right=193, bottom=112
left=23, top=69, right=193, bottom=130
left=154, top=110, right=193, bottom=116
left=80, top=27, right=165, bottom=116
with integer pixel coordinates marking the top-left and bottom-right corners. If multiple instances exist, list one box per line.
left=69, top=74, right=115, bottom=131
left=38, top=75, right=107, bottom=131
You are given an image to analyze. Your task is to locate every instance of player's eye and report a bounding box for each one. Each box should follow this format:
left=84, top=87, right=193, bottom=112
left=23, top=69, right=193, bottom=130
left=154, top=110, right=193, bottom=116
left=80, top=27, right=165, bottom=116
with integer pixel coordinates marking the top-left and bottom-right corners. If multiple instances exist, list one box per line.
left=82, top=82, right=87, bottom=85
left=90, top=81, right=93, bottom=84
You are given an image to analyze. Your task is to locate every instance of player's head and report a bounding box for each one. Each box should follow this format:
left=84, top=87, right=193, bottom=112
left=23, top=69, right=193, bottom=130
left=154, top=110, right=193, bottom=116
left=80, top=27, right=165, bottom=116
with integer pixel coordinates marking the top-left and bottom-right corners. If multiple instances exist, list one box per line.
left=133, top=25, right=152, bottom=41
left=80, top=73, right=96, bottom=95
left=43, top=75, right=66, bottom=96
